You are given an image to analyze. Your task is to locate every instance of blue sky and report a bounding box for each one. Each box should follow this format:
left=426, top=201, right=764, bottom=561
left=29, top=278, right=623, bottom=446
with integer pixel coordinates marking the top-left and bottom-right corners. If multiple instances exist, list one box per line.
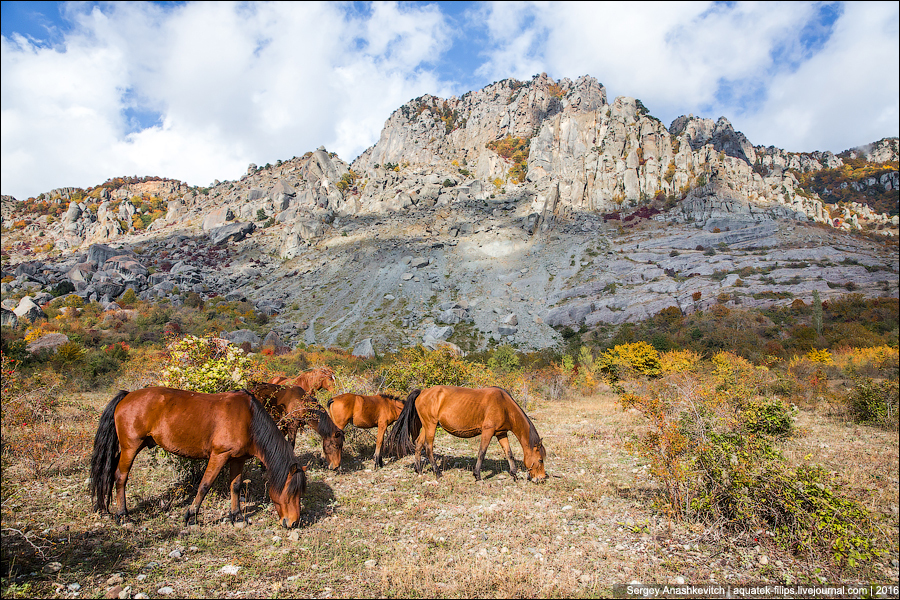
left=2, top=1, right=898, bottom=199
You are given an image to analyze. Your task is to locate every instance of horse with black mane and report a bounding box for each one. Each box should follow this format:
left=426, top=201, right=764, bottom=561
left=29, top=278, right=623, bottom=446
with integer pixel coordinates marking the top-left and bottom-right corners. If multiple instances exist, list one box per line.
left=250, top=382, right=344, bottom=469
left=327, top=392, right=405, bottom=468
left=384, top=385, right=547, bottom=481
left=90, top=387, right=307, bottom=528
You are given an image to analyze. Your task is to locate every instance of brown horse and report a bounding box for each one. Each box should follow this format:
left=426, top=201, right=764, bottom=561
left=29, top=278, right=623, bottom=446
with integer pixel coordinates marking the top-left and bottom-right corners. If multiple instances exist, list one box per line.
left=384, top=386, right=547, bottom=482
left=327, top=392, right=405, bottom=468
left=269, top=366, right=335, bottom=393
left=250, top=382, right=344, bottom=469
left=90, top=387, right=307, bottom=528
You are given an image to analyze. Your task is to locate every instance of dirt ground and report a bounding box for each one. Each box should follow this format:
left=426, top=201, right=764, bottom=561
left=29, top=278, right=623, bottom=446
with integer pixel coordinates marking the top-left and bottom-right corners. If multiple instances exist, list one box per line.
left=2, top=389, right=898, bottom=599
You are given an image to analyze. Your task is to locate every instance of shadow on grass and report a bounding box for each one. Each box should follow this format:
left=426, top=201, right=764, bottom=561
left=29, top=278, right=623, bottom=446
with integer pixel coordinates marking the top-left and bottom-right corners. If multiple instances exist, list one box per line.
left=1, top=517, right=181, bottom=594
left=405, top=454, right=519, bottom=481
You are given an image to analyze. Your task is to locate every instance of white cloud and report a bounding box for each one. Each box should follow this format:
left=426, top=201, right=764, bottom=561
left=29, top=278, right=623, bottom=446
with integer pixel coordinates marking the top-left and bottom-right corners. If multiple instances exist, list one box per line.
left=2, top=1, right=897, bottom=199
left=475, top=1, right=898, bottom=152
left=1, top=1, right=454, bottom=199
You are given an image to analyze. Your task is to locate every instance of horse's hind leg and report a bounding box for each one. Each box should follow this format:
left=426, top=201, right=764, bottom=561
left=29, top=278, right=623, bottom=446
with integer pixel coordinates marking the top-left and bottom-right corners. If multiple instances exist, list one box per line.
left=496, top=433, right=518, bottom=481
left=413, top=430, right=426, bottom=475
left=227, top=458, right=247, bottom=524
left=113, top=441, right=143, bottom=523
left=185, top=453, right=229, bottom=526
left=423, top=422, right=441, bottom=478
left=473, top=429, right=495, bottom=481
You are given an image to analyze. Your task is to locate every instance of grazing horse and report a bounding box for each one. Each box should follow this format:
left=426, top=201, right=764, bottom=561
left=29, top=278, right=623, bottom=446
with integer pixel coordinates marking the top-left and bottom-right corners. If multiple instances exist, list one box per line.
left=384, top=386, right=547, bottom=482
left=269, top=367, right=335, bottom=393
left=250, top=383, right=344, bottom=470
left=327, top=392, right=405, bottom=468
left=90, top=387, right=307, bottom=528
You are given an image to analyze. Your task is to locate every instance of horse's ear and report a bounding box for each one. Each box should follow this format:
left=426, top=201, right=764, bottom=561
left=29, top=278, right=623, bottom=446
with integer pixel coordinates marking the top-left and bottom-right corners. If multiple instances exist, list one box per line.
left=301, top=465, right=308, bottom=472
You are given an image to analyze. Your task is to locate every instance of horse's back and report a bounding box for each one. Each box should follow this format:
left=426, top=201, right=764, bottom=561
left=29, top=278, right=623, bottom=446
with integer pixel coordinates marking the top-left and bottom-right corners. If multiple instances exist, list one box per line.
left=116, top=387, right=254, bottom=456
left=417, top=386, right=512, bottom=437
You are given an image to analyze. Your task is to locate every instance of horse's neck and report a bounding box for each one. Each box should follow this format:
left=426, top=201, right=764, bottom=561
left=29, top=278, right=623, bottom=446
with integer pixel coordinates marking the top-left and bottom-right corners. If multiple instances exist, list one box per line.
left=507, top=401, right=536, bottom=453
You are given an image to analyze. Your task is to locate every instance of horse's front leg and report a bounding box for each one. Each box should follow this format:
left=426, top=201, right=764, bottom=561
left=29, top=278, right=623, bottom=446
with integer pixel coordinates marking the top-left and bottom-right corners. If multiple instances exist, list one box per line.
left=374, top=421, right=387, bottom=469
left=227, top=458, right=247, bottom=524
left=185, top=453, right=230, bottom=526
left=473, top=429, right=494, bottom=481
left=286, top=418, right=299, bottom=450
left=496, top=433, right=518, bottom=481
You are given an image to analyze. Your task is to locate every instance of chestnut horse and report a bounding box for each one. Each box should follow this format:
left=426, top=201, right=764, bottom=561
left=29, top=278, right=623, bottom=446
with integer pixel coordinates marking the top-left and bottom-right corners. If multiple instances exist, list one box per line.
left=384, top=386, right=547, bottom=482
left=250, top=383, right=344, bottom=469
left=327, top=392, right=405, bottom=468
left=90, top=387, right=307, bottom=528
left=269, top=367, right=335, bottom=393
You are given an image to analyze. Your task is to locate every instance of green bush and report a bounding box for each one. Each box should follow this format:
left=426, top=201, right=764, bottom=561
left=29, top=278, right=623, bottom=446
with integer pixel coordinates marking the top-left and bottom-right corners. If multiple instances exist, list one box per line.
left=847, top=377, right=899, bottom=429
left=487, top=345, right=520, bottom=374
left=379, top=346, right=490, bottom=393
left=622, top=370, right=884, bottom=571
left=740, top=397, right=796, bottom=438
left=692, top=434, right=881, bottom=568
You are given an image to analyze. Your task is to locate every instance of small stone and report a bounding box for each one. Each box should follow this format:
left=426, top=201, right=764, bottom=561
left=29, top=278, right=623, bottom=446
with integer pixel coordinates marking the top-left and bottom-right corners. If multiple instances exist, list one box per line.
left=758, top=555, right=769, bottom=565
left=158, top=586, right=175, bottom=595
left=136, top=574, right=147, bottom=581
left=107, top=574, right=124, bottom=586
left=43, top=562, right=62, bottom=574
left=134, top=594, right=150, bottom=600
left=674, top=576, right=685, bottom=585
left=67, top=583, right=82, bottom=592
left=168, top=549, right=182, bottom=559
left=364, top=559, right=377, bottom=569
left=118, top=585, right=132, bottom=599
left=221, top=565, right=240, bottom=575
left=105, top=585, right=123, bottom=599
left=288, top=530, right=301, bottom=542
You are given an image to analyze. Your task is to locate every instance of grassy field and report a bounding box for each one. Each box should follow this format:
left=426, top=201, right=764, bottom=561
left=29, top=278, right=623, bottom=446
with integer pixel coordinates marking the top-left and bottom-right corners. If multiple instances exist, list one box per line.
left=2, top=381, right=897, bottom=599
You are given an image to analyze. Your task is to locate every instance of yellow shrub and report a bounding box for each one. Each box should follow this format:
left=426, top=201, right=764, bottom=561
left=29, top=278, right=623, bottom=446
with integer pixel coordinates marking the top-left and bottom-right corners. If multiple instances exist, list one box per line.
left=660, top=349, right=701, bottom=374
left=805, top=348, right=832, bottom=363
left=599, top=341, right=661, bottom=378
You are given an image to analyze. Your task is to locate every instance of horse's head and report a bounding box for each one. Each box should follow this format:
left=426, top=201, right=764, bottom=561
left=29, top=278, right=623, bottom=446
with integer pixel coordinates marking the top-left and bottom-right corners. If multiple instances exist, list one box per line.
left=525, top=440, right=547, bottom=483
left=318, top=368, right=336, bottom=391
left=322, top=428, right=344, bottom=470
left=269, top=463, right=307, bottom=528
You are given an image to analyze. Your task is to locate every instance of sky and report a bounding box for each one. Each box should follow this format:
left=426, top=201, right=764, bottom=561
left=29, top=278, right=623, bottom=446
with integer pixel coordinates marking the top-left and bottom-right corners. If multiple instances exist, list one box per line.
left=1, top=1, right=898, bottom=200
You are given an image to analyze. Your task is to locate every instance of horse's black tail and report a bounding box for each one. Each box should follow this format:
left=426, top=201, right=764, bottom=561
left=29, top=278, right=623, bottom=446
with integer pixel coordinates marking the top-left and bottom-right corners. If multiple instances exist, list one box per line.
left=90, top=390, right=128, bottom=513
left=383, top=389, right=421, bottom=458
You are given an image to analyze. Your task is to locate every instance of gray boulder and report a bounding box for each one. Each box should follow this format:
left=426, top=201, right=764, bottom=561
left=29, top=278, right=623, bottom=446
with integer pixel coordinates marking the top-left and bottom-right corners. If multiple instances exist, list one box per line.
left=202, top=206, right=235, bottom=231
left=1, top=307, right=17, bottom=328
left=26, top=333, right=69, bottom=355
left=221, top=329, right=261, bottom=350
left=14, top=296, right=46, bottom=323
left=88, top=244, right=131, bottom=266
left=209, top=222, right=255, bottom=245
left=352, top=338, right=376, bottom=359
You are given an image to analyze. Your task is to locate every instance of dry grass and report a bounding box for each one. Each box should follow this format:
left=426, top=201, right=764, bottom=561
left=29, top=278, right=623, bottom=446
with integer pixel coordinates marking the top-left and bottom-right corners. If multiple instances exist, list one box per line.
left=2, top=386, right=898, bottom=599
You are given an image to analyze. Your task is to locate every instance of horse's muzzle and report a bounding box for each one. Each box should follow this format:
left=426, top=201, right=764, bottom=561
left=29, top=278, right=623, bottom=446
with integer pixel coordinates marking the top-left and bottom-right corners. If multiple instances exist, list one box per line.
left=282, top=517, right=299, bottom=529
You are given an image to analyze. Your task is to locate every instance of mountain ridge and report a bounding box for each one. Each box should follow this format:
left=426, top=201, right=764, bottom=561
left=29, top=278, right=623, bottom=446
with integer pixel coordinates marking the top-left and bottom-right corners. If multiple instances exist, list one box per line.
left=2, top=74, right=898, bottom=354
